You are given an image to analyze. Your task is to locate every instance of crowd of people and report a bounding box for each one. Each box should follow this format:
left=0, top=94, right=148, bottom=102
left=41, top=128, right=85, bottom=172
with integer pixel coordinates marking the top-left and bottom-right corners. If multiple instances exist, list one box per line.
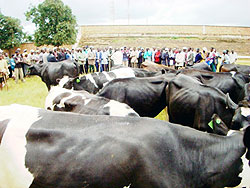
left=0, top=46, right=238, bottom=85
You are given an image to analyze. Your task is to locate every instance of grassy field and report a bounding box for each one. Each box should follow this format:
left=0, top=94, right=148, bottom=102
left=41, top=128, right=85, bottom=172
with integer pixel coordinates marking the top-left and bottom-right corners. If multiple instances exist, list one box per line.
left=0, top=76, right=48, bottom=108
left=1, top=60, right=249, bottom=121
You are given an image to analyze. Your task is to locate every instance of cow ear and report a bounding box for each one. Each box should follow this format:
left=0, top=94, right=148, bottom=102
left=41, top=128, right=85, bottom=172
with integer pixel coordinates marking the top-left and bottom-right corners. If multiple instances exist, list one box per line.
left=226, top=93, right=238, bottom=110
left=56, top=78, right=61, bottom=83
left=161, top=69, right=166, bottom=74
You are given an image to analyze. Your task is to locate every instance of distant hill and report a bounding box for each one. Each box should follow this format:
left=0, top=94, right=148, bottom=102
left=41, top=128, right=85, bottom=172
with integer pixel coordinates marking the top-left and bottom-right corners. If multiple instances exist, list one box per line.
left=79, top=25, right=250, bottom=55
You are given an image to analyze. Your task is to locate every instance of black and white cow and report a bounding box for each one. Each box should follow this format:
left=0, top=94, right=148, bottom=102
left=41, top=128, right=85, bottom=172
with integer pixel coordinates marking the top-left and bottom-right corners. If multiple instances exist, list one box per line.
left=0, top=104, right=249, bottom=187
left=28, top=60, right=79, bottom=90
left=178, top=69, right=250, bottom=103
left=166, top=74, right=238, bottom=132
left=60, top=67, right=162, bottom=94
left=45, top=86, right=139, bottom=117
left=98, top=74, right=176, bottom=117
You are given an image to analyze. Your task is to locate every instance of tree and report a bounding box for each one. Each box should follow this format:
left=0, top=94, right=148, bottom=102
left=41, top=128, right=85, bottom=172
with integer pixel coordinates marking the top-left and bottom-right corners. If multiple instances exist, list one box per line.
left=0, top=13, right=23, bottom=51
left=26, top=0, right=77, bottom=47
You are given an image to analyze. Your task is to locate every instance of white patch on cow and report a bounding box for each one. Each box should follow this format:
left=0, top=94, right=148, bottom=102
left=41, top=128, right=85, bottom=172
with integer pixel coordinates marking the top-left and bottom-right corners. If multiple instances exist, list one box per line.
left=111, top=68, right=135, bottom=78
left=104, top=100, right=139, bottom=117
left=0, top=104, right=41, bottom=188
left=85, top=74, right=98, bottom=88
left=84, top=99, right=91, bottom=105
left=102, top=71, right=113, bottom=81
left=123, top=184, right=131, bottom=188
left=233, top=153, right=250, bottom=188
left=226, top=130, right=238, bottom=136
left=45, top=86, right=70, bottom=109
left=58, top=76, right=70, bottom=88
left=230, top=71, right=236, bottom=78
left=241, top=107, right=250, bottom=117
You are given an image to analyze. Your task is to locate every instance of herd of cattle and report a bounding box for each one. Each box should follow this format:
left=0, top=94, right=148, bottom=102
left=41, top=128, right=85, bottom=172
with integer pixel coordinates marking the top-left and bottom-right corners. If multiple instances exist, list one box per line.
left=0, top=60, right=250, bottom=187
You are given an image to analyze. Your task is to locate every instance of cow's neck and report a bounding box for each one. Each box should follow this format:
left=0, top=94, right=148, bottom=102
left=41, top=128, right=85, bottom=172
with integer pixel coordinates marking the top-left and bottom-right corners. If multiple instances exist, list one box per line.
left=198, top=133, right=245, bottom=187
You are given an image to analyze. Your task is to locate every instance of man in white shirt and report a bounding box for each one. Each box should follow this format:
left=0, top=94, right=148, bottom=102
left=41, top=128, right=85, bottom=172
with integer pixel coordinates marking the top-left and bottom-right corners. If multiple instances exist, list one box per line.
left=229, top=49, right=238, bottom=64
left=42, top=48, right=49, bottom=63
left=111, top=48, right=123, bottom=66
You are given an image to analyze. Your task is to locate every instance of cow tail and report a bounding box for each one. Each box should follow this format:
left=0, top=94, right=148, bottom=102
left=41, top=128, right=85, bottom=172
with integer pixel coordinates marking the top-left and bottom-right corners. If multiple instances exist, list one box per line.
left=74, top=61, right=80, bottom=75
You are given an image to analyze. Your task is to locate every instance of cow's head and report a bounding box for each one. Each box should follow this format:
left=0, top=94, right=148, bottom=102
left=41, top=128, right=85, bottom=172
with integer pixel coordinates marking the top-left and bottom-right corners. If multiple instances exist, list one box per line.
left=27, top=63, right=43, bottom=76
left=208, top=114, right=229, bottom=136
left=59, top=76, right=84, bottom=90
left=231, top=101, right=250, bottom=130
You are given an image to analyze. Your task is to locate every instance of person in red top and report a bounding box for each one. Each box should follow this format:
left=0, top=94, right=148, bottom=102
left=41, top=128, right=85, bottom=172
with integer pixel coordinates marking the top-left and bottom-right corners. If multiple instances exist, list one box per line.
left=154, top=48, right=161, bottom=64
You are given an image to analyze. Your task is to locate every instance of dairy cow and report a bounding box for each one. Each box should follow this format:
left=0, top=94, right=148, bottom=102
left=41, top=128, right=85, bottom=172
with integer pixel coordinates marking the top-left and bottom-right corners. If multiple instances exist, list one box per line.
left=0, top=104, right=249, bottom=188
left=45, top=86, right=139, bottom=117
left=98, top=74, right=176, bottom=117
left=220, top=64, right=250, bottom=75
left=178, top=69, right=250, bottom=103
left=60, top=67, right=162, bottom=94
left=166, top=74, right=238, bottom=132
left=186, top=62, right=212, bottom=71
left=28, top=60, right=79, bottom=90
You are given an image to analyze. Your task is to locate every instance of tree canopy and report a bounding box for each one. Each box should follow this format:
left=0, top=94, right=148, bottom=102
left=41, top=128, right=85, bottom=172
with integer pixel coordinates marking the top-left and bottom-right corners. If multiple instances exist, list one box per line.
left=26, top=0, right=77, bottom=47
left=0, top=13, right=23, bottom=50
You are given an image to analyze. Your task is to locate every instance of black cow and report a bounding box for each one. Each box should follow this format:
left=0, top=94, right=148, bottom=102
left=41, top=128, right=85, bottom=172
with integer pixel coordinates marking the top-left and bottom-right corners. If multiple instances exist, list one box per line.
left=28, top=60, right=79, bottom=90
left=166, top=74, right=238, bottom=132
left=178, top=69, right=250, bottom=103
left=220, top=64, right=250, bottom=75
left=186, top=62, right=212, bottom=71
left=98, top=74, right=176, bottom=117
left=0, top=104, right=249, bottom=187
left=45, top=86, right=139, bottom=117
left=244, top=83, right=250, bottom=101
left=231, top=83, right=250, bottom=130
left=60, top=67, right=162, bottom=94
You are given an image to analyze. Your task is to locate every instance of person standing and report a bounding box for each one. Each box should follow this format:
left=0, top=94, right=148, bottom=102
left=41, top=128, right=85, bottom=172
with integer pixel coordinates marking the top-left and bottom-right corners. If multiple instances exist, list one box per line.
left=107, top=46, right=114, bottom=70
left=194, top=48, right=203, bottom=64
left=186, top=48, right=194, bottom=66
left=14, top=51, right=25, bottom=83
left=29, top=50, right=38, bottom=64
left=78, top=48, right=85, bottom=74
left=111, top=48, right=123, bottom=67
left=101, top=48, right=109, bottom=72
left=229, top=49, right=238, bottom=64
left=122, top=47, right=129, bottom=67
left=88, top=47, right=96, bottom=73
left=47, top=49, right=58, bottom=62
left=154, top=48, right=161, bottom=64
left=95, top=48, right=103, bottom=72
left=42, top=48, right=49, bottom=63
left=161, top=48, right=167, bottom=65
left=221, top=50, right=230, bottom=66
left=175, top=49, right=185, bottom=69
left=0, top=54, right=9, bottom=76
left=130, top=47, right=137, bottom=68
left=138, top=48, right=145, bottom=68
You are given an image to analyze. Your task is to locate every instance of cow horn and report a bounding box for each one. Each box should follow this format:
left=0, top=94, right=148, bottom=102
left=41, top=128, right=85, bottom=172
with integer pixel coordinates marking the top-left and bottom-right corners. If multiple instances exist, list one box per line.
left=226, top=93, right=238, bottom=110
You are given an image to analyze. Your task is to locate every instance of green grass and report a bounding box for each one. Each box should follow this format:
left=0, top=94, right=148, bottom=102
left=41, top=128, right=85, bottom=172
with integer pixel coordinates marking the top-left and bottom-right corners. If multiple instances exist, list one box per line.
left=0, top=76, right=48, bottom=108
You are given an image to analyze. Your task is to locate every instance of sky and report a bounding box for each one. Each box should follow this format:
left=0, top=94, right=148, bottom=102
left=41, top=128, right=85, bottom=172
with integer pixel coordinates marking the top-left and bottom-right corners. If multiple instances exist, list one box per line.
left=1, top=0, right=250, bottom=34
